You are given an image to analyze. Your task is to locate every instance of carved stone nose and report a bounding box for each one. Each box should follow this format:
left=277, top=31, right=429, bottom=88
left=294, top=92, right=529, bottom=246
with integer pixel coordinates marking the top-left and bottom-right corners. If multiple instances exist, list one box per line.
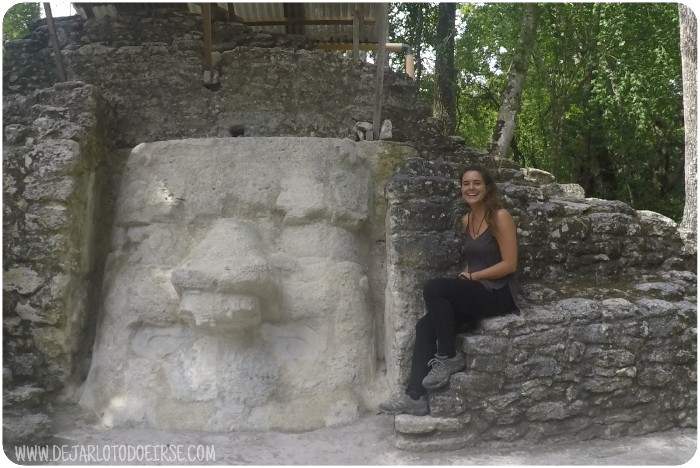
left=171, top=218, right=271, bottom=331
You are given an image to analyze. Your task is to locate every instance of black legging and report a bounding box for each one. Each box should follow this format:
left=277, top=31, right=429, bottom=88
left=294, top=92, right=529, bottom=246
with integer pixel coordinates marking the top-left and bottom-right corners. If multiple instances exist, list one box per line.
left=406, top=277, right=517, bottom=399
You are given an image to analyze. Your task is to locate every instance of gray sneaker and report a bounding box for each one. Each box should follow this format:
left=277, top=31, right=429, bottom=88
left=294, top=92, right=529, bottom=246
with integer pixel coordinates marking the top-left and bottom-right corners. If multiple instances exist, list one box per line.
left=422, top=352, right=465, bottom=389
left=378, top=394, right=429, bottom=416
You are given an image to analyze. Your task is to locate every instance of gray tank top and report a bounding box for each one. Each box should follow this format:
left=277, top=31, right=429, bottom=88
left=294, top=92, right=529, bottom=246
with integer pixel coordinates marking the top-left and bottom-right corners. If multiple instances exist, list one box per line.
left=464, top=227, right=519, bottom=310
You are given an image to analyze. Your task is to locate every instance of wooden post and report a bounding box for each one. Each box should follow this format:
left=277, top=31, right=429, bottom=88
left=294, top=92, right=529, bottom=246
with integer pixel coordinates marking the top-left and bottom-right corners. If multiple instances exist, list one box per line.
left=227, top=3, right=235, bottom=21
left=352, top=5, right=360, bottom=59
left=372, top=3, right=388, bottom=138
left=405, top=50, right=415, bottom=79
left=202, top=3, right=213, bottom=74
left=43, top=3, right=67, bottom=82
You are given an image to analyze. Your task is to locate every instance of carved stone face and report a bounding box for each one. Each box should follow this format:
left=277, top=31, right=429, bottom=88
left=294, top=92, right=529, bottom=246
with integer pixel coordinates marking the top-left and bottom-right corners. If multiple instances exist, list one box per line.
left=80, top=138, right=377, bottom=431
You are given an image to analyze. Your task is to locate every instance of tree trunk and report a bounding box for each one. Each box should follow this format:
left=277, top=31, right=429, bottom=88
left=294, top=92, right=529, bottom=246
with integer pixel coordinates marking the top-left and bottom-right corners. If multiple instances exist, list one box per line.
left=577, top=4, right=618, bottom=200
left=532, top=42, right=564, bottom=177
left=487, top=3, right=539, bottom=159
left=433, top=2, right=457, bottom=135
left=414, top=4, right=425, bottom=86
left=679, top=3, right=697, bottom=236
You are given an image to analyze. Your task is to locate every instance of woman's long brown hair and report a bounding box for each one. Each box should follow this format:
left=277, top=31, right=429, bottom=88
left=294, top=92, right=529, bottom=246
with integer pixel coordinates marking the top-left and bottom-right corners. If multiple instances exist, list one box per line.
left=460, top=165, right=503, bottom=233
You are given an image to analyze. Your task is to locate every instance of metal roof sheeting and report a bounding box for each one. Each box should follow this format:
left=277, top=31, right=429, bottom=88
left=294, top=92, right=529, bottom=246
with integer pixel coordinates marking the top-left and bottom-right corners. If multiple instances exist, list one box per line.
left=73, top=2, right=382, bottom=44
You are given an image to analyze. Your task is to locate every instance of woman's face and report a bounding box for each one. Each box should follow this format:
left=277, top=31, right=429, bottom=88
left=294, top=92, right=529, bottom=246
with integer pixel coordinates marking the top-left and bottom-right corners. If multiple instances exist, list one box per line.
left=461, top=170, right=487, bottom=205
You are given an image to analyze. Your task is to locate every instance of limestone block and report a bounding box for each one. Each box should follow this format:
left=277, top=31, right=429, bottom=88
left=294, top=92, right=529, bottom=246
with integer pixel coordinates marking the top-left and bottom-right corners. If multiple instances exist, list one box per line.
left=328, top=167, right=370, bottom=230
left=80, top=138, right=386, bottom=432
left=124, top=224, right=192, bottom=266
left=275, top=176, right=325, bottom=224
left=171, top=219, right=271, bottom=296
left=29, top=203, right=70, bottom=230
left=32, top=327, right=69, bottom=358
left=179, top=291, right=260, bottom=331
left=395, top=432, right=471, bottom=452
left=27, top=139, right=81, bottom=178
left=3, top=385, right=46, bottom=407
left=635, top=282, right=684, bottom=300
left=461, top=335, right=510, bottom=355
left=394, top=414, right=464, bottom=434
left=23, top=176, right=76, bottom=202
left=3, top=267, right=44, bottom=294
left=130, top=325, right=192, bottom=359
left=635, top=298, right=678, bottom=318
left=101, top=266, right=181, bottom=324
left=428, top=391, right=467, bottom=417
left=279, top=223, right=361, bottom=262
left=116, top=179, right=180, bottom=225
left=4, top=123, right=31, bottom=144
left=522, top=167, right=556, bottom=185
left=379, top=119, right=392, bottom=140
left=165, top=337, right=219, bottom=401
left=216, top=342, right=287, bottom=409
left=588, top=212, right=640, bottom=236
left=260, top=322, right=324, bottom=363
left=526, top=401, right=583, bottom=421
left=601, top=298, right=638, bottom=319
left=543, top=183, right=586, bottom=199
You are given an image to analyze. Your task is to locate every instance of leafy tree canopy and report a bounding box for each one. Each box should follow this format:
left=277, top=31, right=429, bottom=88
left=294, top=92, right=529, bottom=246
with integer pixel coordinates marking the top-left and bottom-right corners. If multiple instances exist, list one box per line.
left=3, top=2, right=40, bottom=44
left=389, top=2, right=684, bottom=221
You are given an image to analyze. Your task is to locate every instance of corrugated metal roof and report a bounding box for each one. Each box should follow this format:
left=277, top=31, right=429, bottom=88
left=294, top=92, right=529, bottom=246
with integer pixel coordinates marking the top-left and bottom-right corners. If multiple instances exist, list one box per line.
left=73, top=3, right=382, bottom=44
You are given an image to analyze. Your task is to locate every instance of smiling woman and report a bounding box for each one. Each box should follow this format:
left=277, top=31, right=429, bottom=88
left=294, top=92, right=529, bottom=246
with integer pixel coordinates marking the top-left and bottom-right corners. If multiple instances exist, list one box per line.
left=379, top=164, right=520, bottom=416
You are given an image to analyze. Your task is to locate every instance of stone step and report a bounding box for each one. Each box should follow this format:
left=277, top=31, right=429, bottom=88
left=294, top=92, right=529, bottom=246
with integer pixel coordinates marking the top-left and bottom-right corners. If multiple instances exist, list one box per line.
left=394, top=413, right=468, bottom=435
left=392, top=273, right=698, bottom=449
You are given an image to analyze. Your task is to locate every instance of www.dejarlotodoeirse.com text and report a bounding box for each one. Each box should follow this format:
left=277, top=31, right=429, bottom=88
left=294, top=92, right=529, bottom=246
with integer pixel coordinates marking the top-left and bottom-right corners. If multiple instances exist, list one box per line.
left=13, top=443, right=217, bottom=463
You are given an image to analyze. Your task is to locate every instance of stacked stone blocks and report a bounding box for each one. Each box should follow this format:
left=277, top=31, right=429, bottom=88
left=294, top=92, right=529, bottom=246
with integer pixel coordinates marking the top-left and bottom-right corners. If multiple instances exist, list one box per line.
left=3, top=82, right=112, bottom=441
left=385, top=152, right=696, bottom=450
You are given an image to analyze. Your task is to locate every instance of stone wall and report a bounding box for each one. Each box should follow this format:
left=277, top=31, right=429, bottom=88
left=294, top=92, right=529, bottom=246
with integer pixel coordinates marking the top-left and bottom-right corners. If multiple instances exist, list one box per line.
left=3, top=82, right=114, bottom=441
left=3, top=9, right=435, bottom=148
left=3, top=8, right=432, bottom=442
left=385, top=151, right=696, bottom=449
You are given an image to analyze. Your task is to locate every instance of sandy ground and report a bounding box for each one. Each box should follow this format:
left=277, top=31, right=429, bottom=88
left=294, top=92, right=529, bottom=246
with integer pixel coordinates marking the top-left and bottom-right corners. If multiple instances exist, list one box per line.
left=5, top=405, right=695, bottom=465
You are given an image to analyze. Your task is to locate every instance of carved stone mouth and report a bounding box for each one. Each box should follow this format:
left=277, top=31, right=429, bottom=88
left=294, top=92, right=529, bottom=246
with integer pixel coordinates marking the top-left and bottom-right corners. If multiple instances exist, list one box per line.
left=170, top=218, right=271, bottom=331
left=177, top=290, right=261, bottom=331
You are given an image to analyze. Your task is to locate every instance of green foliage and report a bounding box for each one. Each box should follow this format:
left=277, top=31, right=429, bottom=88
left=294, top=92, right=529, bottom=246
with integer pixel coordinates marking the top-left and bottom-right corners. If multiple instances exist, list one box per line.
left=389, top=2, right=685, bottom=220
left=3, top=2, right=40, bottom=43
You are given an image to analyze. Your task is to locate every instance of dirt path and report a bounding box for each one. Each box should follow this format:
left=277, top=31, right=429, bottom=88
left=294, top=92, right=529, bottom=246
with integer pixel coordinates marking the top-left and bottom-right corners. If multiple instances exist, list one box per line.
left=27, top=406, right=695, bottom=465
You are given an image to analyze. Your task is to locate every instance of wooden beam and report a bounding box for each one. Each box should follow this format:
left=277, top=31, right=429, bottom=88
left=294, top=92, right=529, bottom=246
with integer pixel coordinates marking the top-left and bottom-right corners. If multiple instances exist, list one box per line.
left=315, top=43, right=406, bottom=53
left=43, top=3, right=67, bottom=82
left=372, top=3, right=389, bottom=138
left=240, top=18, right=375, bottom=26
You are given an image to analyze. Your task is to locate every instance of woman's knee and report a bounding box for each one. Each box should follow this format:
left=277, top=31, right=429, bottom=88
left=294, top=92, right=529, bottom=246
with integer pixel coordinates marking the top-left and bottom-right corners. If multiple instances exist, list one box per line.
left=415, top=314, right=432, bottom=334
left=422, top=278, right=446, bottom=300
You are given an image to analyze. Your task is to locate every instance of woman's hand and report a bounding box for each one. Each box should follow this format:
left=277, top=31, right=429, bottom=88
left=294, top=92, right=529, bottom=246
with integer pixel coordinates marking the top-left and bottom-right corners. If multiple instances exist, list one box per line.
left=458, top=271, right=472, bottom=280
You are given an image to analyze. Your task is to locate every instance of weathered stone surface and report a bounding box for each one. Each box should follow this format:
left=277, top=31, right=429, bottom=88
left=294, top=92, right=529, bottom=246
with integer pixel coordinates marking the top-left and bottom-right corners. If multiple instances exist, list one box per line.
left=78, top=138, right=394, bottom=432
left=2, top=412, right=53, bottom=444
left=394, top=414, right=464, bottom=434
